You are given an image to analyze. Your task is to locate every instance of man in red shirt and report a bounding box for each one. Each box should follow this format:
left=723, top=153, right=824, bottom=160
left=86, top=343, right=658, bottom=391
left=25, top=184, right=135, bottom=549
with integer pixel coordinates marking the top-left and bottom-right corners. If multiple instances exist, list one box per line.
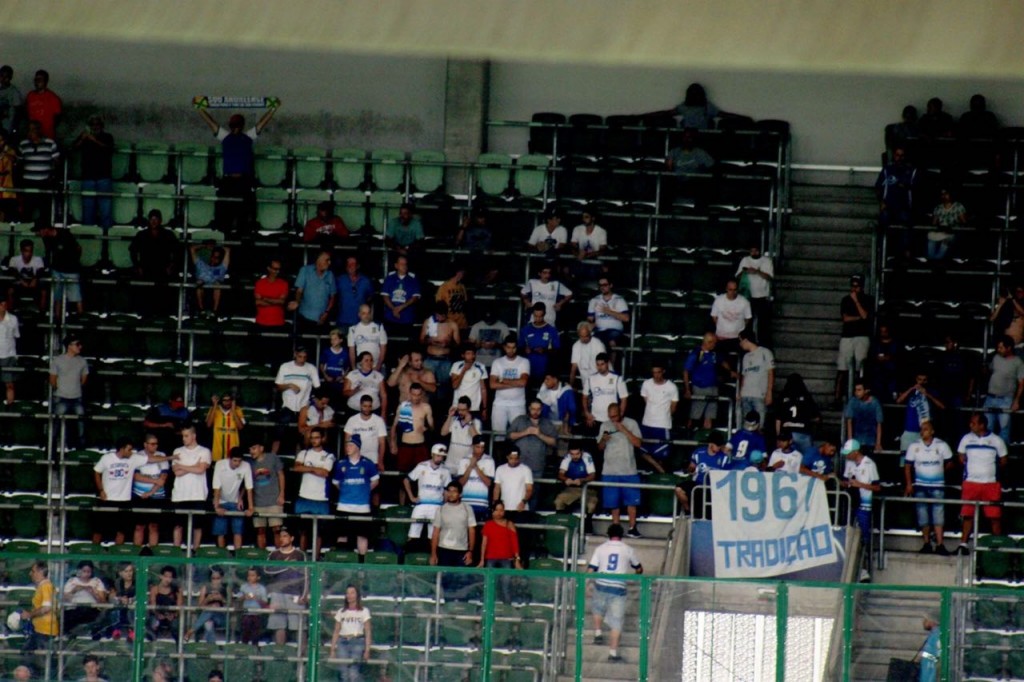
left=25, top=70, right=61, bottom=140
left=302, top=201, right=349, bottom=243
left=254, top=258, right=291, bottom=364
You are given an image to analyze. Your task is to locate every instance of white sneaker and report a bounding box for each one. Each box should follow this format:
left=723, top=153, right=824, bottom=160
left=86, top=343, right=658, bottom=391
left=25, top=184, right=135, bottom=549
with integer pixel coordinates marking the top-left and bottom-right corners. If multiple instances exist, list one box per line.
left=858, top=569, right=871, bottom=583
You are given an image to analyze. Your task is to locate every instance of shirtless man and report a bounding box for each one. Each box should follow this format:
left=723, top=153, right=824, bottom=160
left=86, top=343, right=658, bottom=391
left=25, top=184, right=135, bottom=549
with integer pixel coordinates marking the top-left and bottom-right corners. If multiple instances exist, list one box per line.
left=391, top=383, right=434, bottom=499
left=388, top=351, right=438, bottom=403
left=420, top=300, right=460, bottom=407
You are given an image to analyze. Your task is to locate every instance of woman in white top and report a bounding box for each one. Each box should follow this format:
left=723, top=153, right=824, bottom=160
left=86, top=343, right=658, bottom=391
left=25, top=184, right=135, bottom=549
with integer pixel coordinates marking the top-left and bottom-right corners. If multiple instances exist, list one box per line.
left=329, top=584, right=372, bottom=681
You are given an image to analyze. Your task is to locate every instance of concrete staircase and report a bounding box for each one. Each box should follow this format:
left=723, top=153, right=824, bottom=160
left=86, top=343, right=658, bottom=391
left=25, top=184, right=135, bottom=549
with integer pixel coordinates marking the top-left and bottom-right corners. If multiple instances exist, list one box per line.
left=773, top=183, right=877, bottom=428
left=558, top=582, right=643, bottom=682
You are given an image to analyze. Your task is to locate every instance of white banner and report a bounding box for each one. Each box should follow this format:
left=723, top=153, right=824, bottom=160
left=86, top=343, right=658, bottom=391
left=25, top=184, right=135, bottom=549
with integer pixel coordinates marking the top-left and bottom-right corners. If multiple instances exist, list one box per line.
left=709, top=470, right=837, bottom=578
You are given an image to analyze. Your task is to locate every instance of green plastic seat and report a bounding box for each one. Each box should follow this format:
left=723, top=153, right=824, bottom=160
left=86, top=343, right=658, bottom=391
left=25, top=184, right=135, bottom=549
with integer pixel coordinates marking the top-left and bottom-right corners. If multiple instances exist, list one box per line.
left=111, top=182, right=140, bottom=225
left=175, top=142, right=211, bottom=185
left=476, top=152, right=512, bottom=197
left=331, top=148, right=367, bottom=189
left=183, top=184, right=217, bottom=227
left=134, top=141, right=171, bottom=182
left=255, top=187, right=291, bottom=231
left=975, top=599, right=1010, bottom=629
left=66, top=179, right=84, bottom=223
left=371, top=149, right=407, bottom=191
left=647, top=472, right=682, bottom=516
left=255, top=145, right=289, bottom=187
left=964, top=647, right=1004, bottom=678
left=514, top=153, right=550, bottom=200
left=977, top=534, right=1016, bottom=580
left=368, top=190, right=403, bottom=234
left=294, top=188, right=332, bottom=225
left=75, top=225, right=105, bottom=269
left=506, top=651, right=545, bottom=682
left=398, top=602, right=432, bottom=646
left=110, top=143, right=132, bottom=181
left=141, top=182, right=178, bottom=222
left=334, top=189, right=367, bottom=231
left=108, top=225, right=139, bottom=269
left=410, top=150, right=445, bottom=193
left=543, top=513, right=578, bottom=558
left=293, top=145, right=328, bottom=189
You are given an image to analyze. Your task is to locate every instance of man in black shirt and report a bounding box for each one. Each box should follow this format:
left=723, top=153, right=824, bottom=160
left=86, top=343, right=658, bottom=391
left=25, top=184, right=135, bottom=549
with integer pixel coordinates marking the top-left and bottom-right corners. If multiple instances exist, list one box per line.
left=72, top=115, right=114, bottom=228
left=129, top=209, right=181, bottom=316
left=35, top=223, right=83, bottom=317
left=834, top=274, right=874, bottom=405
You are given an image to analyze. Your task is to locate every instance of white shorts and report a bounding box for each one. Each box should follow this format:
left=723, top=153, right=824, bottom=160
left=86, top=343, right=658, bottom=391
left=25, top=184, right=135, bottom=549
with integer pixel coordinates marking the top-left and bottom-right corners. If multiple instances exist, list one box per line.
left=837, top=337, right=870, bottom=371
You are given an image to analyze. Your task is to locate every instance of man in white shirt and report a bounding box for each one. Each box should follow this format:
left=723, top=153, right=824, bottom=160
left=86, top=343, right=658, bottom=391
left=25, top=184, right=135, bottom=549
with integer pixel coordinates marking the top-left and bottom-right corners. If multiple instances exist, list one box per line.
left=292, top=427, right=336, bottom=556
left=768, top=429, right=803, bottom=474
left=903, top=421, right=953, bottom=556
left=640, top=361, right=678, bottom=473
left=212, top=447, right=255, bottom=550
left=738, top=332, right=775, bottom=429
left=405, top=444, right=452, bottom=542
left=528, top=207, right=568, bottom=253
left=273, top=346, right=321, bottom=453
left=489, top=335, right=530, bottom=432
left=588, top=524, right=643, bottom=663
left=571, top=208, right=608, bottom=261
left=171, top=425, right=212, bottom=550
left=0, top=298, right=19, bottom=405
left=735, top=245, right=774, bottom=344
left=956, top=412, right=1009, bottom=555
left=521, top=264, right=573, bottom=328
left=93, top=435, right=173, bottom=545
left=583, top=353, right=628, bottom=431
left=493, top=448, right=534, bottom=520
left=343, top=395, right=388, bottom=467
left=344, top=351, right=388, bottom=415
left=570, top=321, right=606, bottom=389
left=587, top=277, right=630, bottom=366
left=346, top=304, right=388, bottom=371
left=710, top=278, right=752, bottom=356
left=450, top=345, right=488, bottom=416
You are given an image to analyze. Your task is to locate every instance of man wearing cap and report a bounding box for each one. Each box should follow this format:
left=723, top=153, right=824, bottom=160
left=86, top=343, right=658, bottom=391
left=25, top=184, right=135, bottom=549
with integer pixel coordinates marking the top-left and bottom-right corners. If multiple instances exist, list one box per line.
left=555, top=440, right=599, bottom=516
left=677, top=431, right=728, bottom=515
left=273, top=346, right=321, bottom=454
left=458, top=435, right=496, bottom=522
left=683, top=332, right=723, bottom=431
left=904, top=421, right=953, bottom=555
left=205, top=392, right=246, bottom=462
left=521, top=263, right=573, bottom=328
left=331, top=435, right=379, bottom=557
left=835, top=274, right=874, bottom=404
left=840, top=438, right=880, bottom=581
left=640, top=361, right=679, bottom=474
left=768, top=429, right=803, bottom=474
left=249, top=441, right=286, bottom=549
left=292, top=427, right=335, bottom=556
left=405, top=444, right=452, bottom=543
left=493, top=448, right=534, bottom=522
left=430, top=482, right=477, bottom=600
left=49, top=334, right=88, bottom=448
left=956, top=413, right=1008, bottom=555
left=197, top=100, right=279, bottom=235
left=528, top=208, right=568, bottom=254
left=588, top=523, right=643, bottom=663
left=211, top=446, right=254, bottom=550
left=727, top=412, right=767, bottom=470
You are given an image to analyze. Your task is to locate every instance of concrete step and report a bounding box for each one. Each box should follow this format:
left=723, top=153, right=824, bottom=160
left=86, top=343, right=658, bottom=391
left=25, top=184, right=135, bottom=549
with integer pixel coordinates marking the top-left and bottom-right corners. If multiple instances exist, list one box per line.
left=775, top=302, right=840, bottom=319
left=786, top=222, right=874, bottom=244
left=788, top=214, right=876, bottom=232
left=774, top=274, right=854, bottom=292
left=875, top=550, right=961, bottom=587
left=774, top=347, right=837, bottom=365
left=567, top=629, right=643, bottom=648
left=773, top=285, right=849, bottom=305
left=791, top=184, right=878, bottom=202
left=772, top=318, right=840, bottom=335
left=791, top=200, right=878, bottom=219
left=783, top=257, right=871, bottom=277
left=783, top=243, right=872, bottom=262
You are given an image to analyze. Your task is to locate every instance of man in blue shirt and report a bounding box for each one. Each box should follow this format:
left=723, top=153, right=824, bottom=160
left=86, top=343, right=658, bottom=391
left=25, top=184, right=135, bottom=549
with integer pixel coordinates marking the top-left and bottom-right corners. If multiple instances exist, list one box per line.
left=844, top=380, right=884, bottom=456
left=896, top=373, right=946, bottom=457
left=519, top=303, right=560, bottom=388
left=293, top=249, right=336, bottom=336
left=335, top=255, right=374, bottom=334
left=331, top=435, right=379, bottom=558
left=675, top=431, right=727, bottom=515
left=919, top=612, right=941, bottom=682
left=538, top=369, right=578, bottom=435
left=726, top=411, right=767, bottom=470
left=683, top=333, right=722, bottom=431
left=800, top=440, right=837, bottom=480
left=380, top=255, right=422, bottom=354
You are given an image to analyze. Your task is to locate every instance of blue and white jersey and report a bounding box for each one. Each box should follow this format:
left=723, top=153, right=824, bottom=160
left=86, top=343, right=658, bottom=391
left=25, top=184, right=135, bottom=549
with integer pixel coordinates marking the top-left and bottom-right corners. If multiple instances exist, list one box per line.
left=727, top=429, right=766, bottom=469
left=905, top=438, right=953, bottom=488
left=584, top=371, right=628, bottom=422
left=332, top=456, right=379, bottom=513
left=903, top=390, right=930, bottom=433
left=559, top=451, right=596, bottom=481
left=588, top=539, right=641, bottom=595
left=450, top=360, right=488, bottom=410
left=408, top=461, right=451, bottom=507
left=800, top=447, right=833, bottom=477
left=957, top=432, right=1008, bottom=484
left=521, top=279, right=572, bottom=326
left=690, top=446, right=727, bottom=485
left=843, top=456, right=880, bottom=511
left=456, top=454, right=495, bottom=510
left=395, top=400, right=415, bottom=434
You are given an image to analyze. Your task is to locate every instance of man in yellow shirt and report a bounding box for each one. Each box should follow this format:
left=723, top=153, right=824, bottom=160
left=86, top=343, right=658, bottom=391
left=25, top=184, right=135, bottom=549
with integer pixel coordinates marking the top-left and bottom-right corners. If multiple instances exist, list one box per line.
left=205, top=393, right=246, bottom=462
left=23, top=561, right=58, bottom=668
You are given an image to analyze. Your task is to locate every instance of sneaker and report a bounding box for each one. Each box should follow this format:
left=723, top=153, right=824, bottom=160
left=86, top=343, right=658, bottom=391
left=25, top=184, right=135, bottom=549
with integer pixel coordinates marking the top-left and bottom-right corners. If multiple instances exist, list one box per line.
left=608, top=654, right=624, bottom=663
left=626, top=526, right=642, bottom=538
left=919, top=542, right=933, bottom=554
left=593, top=633, right=604, bottom=645
left=956, top=544, right=970, bottom=556
left=935, top=544, right=951, bottom=557
left=858, top=569, right=871, bottom=583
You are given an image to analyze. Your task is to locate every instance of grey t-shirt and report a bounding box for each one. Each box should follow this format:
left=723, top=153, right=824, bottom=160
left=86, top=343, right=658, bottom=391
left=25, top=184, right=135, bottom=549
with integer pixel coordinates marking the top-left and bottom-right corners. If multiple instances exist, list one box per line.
left=988, top=354, right=1024, bottom=397
left=432, top=501, right=477, bottom=551
left=509, top=415, right=558, bottom=478
left=251, top=452, right=284, bottom=508
left=50, top=354, right=89, bottom=399
left=740, top=346, right=775, bottom=399
left=598, top=417, right=640, bottom=476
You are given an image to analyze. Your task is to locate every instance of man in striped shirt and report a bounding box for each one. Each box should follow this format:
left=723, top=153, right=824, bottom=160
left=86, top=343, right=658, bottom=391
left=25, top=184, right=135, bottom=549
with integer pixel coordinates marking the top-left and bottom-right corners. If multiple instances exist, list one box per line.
left=957, top=412, right=1008, bottom=555
left=18, top=120, right=58, bottom=223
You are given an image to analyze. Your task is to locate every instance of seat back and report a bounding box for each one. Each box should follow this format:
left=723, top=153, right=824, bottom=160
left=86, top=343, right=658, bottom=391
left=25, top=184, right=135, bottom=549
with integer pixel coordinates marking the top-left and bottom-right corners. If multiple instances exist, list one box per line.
left=331, top=148, right=367, bottom=189
left=371, top=149, right=407, bottom=191
left=410, top=150, right=445, bottom=193
left=293, top=145, right=328, bottom=189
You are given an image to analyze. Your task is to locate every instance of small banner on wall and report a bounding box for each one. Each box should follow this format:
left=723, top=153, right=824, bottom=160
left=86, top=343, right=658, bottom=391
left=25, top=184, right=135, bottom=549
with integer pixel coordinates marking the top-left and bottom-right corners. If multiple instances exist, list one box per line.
left=192, top=96, right=280, bottom=110
left=709, top=470, right=837, bottom=578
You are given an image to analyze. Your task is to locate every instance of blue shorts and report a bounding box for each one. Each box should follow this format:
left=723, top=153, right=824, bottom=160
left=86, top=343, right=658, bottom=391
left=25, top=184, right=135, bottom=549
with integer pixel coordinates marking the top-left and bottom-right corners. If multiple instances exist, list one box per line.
left=295, top=498, right=330, bottom=516
left=640, top=425, right=671, bottom=460
left=602, top=474, right=642, bottom=510
left=211, top=502, right=244, bottom=537
left=914, top=486, right=945, bottom=529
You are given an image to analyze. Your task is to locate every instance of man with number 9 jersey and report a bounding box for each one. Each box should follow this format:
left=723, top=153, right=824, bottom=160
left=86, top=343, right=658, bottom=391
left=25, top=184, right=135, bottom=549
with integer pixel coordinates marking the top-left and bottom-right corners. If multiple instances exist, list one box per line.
left=588, top=524, right=643, bottom=663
